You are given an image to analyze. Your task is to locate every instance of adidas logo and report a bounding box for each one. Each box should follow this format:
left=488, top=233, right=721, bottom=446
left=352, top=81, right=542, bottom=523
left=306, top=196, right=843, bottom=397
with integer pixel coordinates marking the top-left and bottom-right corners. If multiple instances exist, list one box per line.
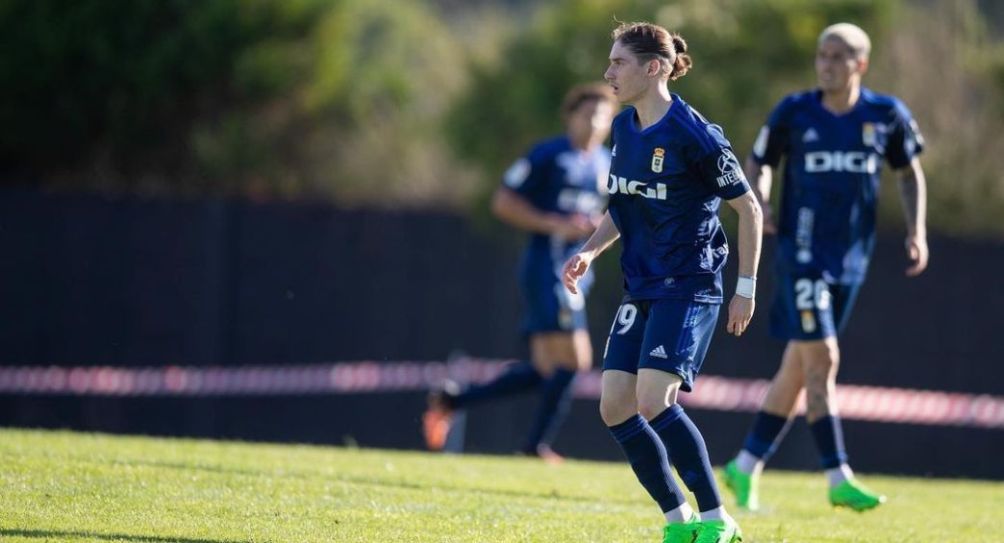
left=649, top=345, right=668, bottom=359
left=803, top=128, right=819, bottom=143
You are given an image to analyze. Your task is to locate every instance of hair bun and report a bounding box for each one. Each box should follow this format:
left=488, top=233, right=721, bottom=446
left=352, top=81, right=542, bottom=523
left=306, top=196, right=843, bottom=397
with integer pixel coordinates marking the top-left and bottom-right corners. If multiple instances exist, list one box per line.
left=671, top=35, right=688, bottom=55
left=669, top=34, right=692, bottom=81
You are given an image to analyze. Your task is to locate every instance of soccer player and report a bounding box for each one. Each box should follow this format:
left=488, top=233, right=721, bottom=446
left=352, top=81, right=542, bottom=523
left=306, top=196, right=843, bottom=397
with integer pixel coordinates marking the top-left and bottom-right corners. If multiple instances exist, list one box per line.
left=563, top=22, right=762, bottom=543
left=723, top=23, right=928, bottom=512
left=422, top=83, right=617, bottom=462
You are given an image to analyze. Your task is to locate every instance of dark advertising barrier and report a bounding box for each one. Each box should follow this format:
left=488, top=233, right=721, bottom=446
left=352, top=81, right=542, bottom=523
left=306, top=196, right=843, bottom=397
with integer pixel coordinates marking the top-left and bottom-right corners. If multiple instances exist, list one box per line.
left=0, top=189, right=1001, bottom=478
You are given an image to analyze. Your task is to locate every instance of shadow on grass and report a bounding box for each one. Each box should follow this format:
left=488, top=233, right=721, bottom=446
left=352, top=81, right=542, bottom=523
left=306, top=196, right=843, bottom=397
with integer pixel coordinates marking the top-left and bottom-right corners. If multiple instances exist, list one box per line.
left=0, top=528, right=247, bottom=543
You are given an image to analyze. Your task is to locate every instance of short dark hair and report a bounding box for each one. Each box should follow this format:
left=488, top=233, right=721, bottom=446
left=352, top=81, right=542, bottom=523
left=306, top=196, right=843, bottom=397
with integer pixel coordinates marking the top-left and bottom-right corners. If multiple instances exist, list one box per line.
left=561, top=82, right=616, bottom=124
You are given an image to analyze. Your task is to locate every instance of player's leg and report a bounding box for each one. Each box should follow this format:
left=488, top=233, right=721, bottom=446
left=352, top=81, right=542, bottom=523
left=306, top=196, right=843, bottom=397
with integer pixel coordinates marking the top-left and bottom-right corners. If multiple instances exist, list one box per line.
left=798, top=337, right=884, bottom=510
left=727, top=272, right=831, bottom=510
left=798, top=281, right=884, bottom=510
left=422, top=265, right=561, bottom=450
left=601, top=301, right=696, bottom=539
left=446, top=360, right=544, bottom=410
left=422, top=356, right=544, bottom=450
left=449, top=273, right=575, bottom=409
left=518, top=273, right=594, bottom=459
left=519, top=329, right=591, bottom=461
left=799, top=337, right=842, bottom=462
left=725, top=342, right=802, bottom=510
left=637, top=300, right=741, bottom=543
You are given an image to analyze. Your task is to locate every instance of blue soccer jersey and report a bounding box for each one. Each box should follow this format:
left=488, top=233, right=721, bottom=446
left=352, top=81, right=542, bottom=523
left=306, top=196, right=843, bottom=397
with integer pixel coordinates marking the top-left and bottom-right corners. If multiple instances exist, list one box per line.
left=606, top=94, right=751, bottom=304
left=502, top=135, right=610, bottom=332
left=751, top=88, right=924, bottom=284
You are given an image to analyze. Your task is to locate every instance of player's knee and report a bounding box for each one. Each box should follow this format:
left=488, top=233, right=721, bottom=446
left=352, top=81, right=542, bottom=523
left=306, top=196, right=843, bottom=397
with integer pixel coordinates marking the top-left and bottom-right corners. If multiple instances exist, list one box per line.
left=798, top=342, right=837, bottom=372
left=806, top=355, right=836, bottom=380
left=546, top=358, right=576, bottom=372
left=804, top=378, right=831, bottom=397
left=636, top=395, right=675, bottom=421
left=803, top=368, right=833, bottom=396
left=599, top=397, right=635, bottom=426
left=636, top=404, right=660, bottom=422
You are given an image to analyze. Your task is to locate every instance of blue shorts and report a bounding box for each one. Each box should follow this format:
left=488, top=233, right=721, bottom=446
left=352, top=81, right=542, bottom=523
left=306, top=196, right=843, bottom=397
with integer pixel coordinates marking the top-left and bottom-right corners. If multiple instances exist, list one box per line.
left=769, top=272, right=862, bottom=341
left=601, top=298, right=720, bottom=392
left=520, top=265, right=590, bottom=335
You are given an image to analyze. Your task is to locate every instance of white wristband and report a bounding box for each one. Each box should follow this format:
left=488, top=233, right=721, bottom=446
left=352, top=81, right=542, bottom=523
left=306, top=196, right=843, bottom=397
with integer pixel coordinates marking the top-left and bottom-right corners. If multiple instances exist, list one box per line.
left=736, top=276, right=756, bottom=299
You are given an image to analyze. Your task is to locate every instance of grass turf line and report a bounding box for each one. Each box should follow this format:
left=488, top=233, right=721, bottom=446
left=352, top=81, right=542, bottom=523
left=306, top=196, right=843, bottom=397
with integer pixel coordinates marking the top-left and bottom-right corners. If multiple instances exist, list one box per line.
left=1, top=429, right=1001, bottom=542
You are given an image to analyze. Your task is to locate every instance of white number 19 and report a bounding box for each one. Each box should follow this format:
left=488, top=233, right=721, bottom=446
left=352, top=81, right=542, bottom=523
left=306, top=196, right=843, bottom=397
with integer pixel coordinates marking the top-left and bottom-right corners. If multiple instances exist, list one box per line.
left=613, top=304, right=638, bottom=335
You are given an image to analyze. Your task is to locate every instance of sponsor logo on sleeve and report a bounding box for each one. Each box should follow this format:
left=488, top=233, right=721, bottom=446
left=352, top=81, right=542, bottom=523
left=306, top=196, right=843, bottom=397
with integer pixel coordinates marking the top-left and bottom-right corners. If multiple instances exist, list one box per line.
left=503, top=158, right=531, bottom=188
left=910, top=119, right=925, bottom=146
left=715, top=149, right=745, bottom=188
left=752, top=126, right=769, bottom=158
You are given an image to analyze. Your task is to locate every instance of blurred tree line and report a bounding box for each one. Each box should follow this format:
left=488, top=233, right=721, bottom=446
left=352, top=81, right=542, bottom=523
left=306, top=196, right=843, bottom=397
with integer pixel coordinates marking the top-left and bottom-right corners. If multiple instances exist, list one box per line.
left=1, top=0, right=1002, bottom=236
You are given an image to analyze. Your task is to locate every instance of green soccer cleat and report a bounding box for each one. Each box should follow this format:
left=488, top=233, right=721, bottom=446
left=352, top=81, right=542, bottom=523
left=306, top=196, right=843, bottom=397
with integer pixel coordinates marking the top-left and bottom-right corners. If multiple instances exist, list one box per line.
left=829, top=478, right=886, bottom=511
left=693, top=519, right=743, bottom=543
left=723, top=460, right=759, bottom=511
left=662, top=513, right=699, bottom=543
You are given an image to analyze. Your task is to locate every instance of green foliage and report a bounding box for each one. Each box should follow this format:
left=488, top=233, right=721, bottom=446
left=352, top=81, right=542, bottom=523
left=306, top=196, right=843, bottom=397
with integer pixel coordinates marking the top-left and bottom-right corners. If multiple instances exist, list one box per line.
left=0, top=0, right=472, bottom=204
left=446, top=0, right=645, bottom=179
left=291, top=0, right=475, bottom=205
left=0, top=0, right=314, bottom=175
left=1, top=0, right=1002, bottom=234
left=307, top=0, right=462, bottom=123
left=447, top=0, right=892, bottom=193
left=446, top=0, right=1004, bottom=237
left=2, top=429, right=1002, bottom=542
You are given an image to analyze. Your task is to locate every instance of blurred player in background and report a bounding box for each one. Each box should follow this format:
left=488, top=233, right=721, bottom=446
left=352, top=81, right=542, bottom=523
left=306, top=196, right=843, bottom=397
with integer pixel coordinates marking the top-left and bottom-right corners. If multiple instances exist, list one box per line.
left=564, top=22, right=762, bottom=543
left=423, top=83, right=617, bottom=463
left=723, top=22, right=928, bottom=512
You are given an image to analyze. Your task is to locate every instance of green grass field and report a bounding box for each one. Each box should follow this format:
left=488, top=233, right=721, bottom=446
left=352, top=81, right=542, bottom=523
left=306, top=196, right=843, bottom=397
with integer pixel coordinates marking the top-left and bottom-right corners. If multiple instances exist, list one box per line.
left=1, top=429, right=1001, bottom=543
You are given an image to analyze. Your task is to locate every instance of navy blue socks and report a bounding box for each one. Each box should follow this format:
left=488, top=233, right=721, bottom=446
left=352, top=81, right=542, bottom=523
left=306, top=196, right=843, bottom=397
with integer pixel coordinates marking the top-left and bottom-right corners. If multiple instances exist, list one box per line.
left=741, top=411, right=791, bottom=462
left=450, top=361, right=542, bottom=409
left=523, top=367, right=576, bottom=452
left=649, top=404, right=722, bottom=513
left=609, top=414, right=685, bottom=513
left=810, top=415, right=849, bottom=469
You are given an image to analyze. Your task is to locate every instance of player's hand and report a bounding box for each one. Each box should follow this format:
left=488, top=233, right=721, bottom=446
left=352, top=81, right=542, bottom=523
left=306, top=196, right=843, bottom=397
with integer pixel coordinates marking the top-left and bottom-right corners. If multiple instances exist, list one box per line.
left=726, top=295, right=755, bottom=337
left=905, top=234, right=928, bottom=277
left=562, top=253, right=592, bottom=295
left=553, top=215, right=595, bottom=241
left=762, top=202, right=778, bottom=235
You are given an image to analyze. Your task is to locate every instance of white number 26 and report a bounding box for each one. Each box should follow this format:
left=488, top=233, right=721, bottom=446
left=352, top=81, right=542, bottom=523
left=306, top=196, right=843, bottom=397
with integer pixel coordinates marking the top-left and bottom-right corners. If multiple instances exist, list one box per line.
left=794, top=279, right=831, bottom=311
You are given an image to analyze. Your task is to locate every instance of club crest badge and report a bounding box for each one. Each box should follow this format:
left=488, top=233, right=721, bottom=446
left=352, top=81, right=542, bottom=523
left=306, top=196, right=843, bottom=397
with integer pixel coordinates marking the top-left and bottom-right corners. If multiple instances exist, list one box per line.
left=862, top=123, right=876, bottom=146
left=651, top=148, right=665, bottom=173
left=801, top=310, right=817, bottom=334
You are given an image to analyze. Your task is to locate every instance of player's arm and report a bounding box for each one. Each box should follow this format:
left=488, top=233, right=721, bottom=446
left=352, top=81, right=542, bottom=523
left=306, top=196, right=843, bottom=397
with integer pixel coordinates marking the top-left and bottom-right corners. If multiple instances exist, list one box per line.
left=491, top=187, right=593, bottom=240
left=744, top=156, right=776, bottom=234
left=561, top=211, right=620, bottom=294
left=747, top=98, right=791, bottom=235
left=725, top=190, right=764, bottom=337
left=896, top=157, right=928, bottom=276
